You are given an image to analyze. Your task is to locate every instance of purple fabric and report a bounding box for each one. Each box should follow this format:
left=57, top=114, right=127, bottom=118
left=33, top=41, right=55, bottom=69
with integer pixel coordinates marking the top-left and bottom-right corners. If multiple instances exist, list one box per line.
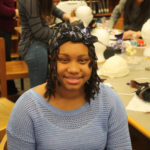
left=0, top=0, right=16, bottom=33
left=49, top=21, right=98, bottom=53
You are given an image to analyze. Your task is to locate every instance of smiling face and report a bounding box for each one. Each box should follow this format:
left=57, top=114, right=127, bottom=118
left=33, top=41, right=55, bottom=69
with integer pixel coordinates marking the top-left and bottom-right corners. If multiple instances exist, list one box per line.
left=56, top=41, right=92, bottom=92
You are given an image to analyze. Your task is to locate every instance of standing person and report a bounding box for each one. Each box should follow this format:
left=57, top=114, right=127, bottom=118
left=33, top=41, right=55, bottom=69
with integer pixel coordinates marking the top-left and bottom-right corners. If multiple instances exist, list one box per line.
left=7, top=21, right=132, bottom=149
left=107, top=0, right=150, bottom=39
left=0, top=0, right=18, bottom=95
left=18, top=0, right=76, bottom=88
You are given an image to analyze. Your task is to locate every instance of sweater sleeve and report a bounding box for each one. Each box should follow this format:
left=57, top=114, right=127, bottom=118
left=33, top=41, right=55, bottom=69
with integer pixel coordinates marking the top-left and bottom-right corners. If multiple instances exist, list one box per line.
left=7, top=93, right=36, bottom=150
left=104, top=86, right=132, bottom=150
left=52, top=5, right=65, bottom=20
left=107, top=0, right=127, bottom=28
left=0, top=0, right=16, bottom=18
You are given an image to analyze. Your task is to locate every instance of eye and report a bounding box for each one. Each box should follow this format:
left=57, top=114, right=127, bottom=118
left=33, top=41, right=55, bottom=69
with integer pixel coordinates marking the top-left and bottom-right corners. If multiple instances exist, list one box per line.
left=78, top=58, right=89, bottom=64
left=58, top=58, right=69, bottom=64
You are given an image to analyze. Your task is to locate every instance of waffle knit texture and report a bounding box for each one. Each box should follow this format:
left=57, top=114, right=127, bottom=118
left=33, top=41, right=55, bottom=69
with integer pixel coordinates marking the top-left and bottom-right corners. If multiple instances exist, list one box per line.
left=7, top=84, right=132, bottom=150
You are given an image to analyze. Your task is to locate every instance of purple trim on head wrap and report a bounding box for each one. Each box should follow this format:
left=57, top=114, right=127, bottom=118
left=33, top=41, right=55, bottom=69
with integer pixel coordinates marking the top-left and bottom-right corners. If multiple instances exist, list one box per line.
left=48, top=21, right=98, bottom=53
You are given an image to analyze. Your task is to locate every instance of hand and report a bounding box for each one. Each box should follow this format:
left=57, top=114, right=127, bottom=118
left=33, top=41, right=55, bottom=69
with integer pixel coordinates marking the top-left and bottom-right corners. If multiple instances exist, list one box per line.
left=122, top=30, right=135, bottom=40
left=62, top=13, right=77, bottom=23
left=122, top=30, right=141, bottom=40
left=68, top=16, right=78, bottom=23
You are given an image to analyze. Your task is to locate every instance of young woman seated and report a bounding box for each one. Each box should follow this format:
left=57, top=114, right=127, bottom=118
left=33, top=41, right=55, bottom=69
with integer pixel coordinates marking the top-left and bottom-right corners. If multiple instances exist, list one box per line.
left=7, top=21, right=132, bottom=150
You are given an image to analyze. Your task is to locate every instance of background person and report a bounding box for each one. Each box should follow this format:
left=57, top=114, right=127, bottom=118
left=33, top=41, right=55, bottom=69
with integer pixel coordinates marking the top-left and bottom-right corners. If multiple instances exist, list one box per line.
left=107, top=0, right=150, bottom=40
left=7, top=21, right=132, bottom=149
left=0, top=0, right=19, bottom=95
left=18, top=0, right=76, bottom=88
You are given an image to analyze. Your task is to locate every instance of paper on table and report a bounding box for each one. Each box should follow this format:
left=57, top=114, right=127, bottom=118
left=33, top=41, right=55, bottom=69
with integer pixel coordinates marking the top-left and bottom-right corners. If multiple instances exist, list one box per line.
left=126, top=94, right=150, bottom=112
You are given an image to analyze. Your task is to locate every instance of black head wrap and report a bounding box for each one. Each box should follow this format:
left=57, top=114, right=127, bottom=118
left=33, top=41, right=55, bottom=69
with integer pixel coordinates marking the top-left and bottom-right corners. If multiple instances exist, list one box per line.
left=45, top=21, right=102, bottom=102
left=49, top=21, right=98, bottom=53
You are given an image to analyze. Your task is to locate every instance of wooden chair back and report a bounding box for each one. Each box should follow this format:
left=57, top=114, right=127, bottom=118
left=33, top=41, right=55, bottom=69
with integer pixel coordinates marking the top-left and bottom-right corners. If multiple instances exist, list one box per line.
left=0, top=129, right=7, bottom=150
left=0, top=98, right=14, bottom=150
left=0, top=37, right=29, bottom=97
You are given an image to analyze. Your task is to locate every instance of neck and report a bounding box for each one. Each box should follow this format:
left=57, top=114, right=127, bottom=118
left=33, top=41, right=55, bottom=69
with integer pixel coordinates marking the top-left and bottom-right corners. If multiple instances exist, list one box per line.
left=34, top=83, right=87, bottom=111
left=57, top=85, right=85, bottom=98
left=50, top=87, right=86, bottom=111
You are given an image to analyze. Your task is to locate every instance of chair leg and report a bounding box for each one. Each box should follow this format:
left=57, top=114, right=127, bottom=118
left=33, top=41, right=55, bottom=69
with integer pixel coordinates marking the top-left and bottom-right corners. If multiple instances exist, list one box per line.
left=20, top=79, right=24, bottom=90
left=0, top=79, right=7, bottom=98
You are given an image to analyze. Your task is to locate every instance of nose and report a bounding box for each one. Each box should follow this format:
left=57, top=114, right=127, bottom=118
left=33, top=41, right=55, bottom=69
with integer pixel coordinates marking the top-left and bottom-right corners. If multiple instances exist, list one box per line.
left=67, top=61, right=80, bottom=74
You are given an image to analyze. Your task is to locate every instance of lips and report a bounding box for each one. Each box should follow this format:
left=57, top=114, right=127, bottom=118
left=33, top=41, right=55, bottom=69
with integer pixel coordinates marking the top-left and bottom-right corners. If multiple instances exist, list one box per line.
left=64, top=76, right=82, bottom=84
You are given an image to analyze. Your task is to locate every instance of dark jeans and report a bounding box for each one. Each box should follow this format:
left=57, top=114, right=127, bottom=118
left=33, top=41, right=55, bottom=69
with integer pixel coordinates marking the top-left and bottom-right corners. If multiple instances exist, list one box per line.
left=0, top=30, right=18, bottom=95
left=24, top=41, right=48, bottom=88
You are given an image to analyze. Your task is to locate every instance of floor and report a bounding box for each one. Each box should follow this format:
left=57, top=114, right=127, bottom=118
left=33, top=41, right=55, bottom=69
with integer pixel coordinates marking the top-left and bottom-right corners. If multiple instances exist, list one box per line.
left=8, top=79, right=150, bottom=149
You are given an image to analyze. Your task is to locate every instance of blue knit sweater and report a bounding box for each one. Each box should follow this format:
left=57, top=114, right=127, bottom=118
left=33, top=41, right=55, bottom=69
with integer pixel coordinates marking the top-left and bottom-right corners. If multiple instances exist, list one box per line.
left=7, top=84, right=132, bottom=150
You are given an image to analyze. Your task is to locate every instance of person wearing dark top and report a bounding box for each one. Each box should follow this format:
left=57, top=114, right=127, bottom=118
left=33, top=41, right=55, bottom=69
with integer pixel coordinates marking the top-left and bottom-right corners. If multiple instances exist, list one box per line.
left=0, top=0, right=18, bottom=95
left=18, top=0, right=76, bottom=88
left=107, top=0, right=150, bottom=39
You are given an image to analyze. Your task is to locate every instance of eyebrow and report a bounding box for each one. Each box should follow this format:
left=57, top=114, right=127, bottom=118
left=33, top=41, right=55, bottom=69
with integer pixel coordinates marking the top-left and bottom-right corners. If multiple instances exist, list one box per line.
left=58, top=53, right=68, bottom=56
left=58, top=53, right=89, bottom=57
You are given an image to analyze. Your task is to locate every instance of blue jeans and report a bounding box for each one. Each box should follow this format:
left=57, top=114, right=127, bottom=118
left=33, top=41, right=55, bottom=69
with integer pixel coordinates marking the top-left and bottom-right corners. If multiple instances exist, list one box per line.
left=24, top=41, right=48, bottom=88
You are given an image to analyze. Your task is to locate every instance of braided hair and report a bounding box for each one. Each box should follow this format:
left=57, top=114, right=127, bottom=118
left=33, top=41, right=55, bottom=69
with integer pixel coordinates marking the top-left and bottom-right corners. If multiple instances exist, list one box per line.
left=44, top=21, right=102, bottom=102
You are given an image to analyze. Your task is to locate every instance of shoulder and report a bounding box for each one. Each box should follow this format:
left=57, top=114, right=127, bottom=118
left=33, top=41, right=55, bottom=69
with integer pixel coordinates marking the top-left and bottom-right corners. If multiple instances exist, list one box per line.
left=8, top=90, right=33, bottom=115
left=99, top=83, right=122, bottom=104
left=99, top=84, right=131, bottom=149
left=7, top=88, right=47, bottom=130
left=7, top=89, right=38, bottom=144
left=9, top=88, right=44, bottom=118
left=97, top=84, right=127, bottom=116
left=14, top=89, right=37, bottom=105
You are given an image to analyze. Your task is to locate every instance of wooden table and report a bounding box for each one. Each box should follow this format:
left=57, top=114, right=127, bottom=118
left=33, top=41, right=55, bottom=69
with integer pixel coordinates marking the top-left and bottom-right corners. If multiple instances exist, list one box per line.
left=98, top=51, right=150, bottom=139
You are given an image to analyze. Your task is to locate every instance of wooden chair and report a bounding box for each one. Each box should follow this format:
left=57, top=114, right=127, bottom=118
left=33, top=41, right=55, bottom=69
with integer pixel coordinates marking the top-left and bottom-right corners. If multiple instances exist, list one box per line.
left=0, top=37, right=29, bottom=98
left=0, top=129, right=7, bottom=150
left=0, top=98, right=14, bottom=150
left=11, top=34, right=20, bottom=59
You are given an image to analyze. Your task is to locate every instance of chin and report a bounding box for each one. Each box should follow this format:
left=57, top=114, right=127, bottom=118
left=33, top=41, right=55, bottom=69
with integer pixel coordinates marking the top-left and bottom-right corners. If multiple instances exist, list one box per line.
left=65, top=85, right=83, bottom=91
